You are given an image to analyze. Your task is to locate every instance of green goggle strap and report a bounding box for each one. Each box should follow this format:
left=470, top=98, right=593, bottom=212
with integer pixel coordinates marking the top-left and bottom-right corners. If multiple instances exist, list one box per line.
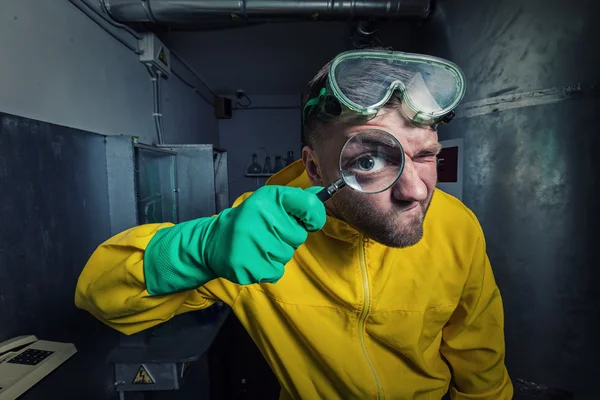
left=302, top=87, right=327, bottom=122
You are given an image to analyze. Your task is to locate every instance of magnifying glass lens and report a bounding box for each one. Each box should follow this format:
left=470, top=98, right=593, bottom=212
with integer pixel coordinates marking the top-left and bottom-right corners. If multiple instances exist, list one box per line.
left=339, top=129, right=405, bottom=194
left=316, top=129, right=405, bottom=203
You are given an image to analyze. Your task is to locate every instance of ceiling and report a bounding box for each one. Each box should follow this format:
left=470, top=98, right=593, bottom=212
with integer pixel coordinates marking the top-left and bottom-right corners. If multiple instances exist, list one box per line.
left=165, top=21, right=414, bottom=96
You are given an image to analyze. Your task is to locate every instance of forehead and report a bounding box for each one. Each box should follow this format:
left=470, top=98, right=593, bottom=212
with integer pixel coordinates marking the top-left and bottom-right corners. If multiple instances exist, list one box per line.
left=324, top=109, right=439, bottom=155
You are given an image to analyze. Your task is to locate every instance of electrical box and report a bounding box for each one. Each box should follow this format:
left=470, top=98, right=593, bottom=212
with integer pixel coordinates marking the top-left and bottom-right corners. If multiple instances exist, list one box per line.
left=139, top=33, right=171, bottom=76
left=215, top=97, right=232, bottom=119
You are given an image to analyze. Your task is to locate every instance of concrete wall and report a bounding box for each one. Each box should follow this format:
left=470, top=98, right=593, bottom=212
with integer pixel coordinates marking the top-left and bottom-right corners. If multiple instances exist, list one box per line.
left=218, top=95, right=302, bottom=203
left=0, top=0, right=218, bottom=145
left=165, top=21, right=413, bottom=96
left=413, top=0, right=600, bottom=397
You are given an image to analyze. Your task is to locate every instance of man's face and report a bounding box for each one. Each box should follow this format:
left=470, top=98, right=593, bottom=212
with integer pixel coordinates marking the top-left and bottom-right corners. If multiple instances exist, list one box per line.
left=303, top=109, right=441, bottom=248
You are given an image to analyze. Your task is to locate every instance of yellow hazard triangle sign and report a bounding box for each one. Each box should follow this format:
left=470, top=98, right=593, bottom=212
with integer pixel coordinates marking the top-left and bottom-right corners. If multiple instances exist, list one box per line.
left=158, top=47, right=168, bottom=67
left=132, top=364, right=155, bottom=384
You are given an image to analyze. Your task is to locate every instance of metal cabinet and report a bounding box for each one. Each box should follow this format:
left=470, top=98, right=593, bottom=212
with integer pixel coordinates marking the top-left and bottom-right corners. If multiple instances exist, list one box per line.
left=104, top=137, right=231, bottom=399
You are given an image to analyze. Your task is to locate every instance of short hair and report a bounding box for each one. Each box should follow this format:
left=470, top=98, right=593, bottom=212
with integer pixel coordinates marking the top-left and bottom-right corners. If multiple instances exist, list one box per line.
left=301, top=47, right=401, bottom=149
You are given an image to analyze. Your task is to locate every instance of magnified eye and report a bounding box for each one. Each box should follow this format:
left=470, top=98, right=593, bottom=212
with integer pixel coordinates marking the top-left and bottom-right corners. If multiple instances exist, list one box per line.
left=353, top=154, right=387, bottom=173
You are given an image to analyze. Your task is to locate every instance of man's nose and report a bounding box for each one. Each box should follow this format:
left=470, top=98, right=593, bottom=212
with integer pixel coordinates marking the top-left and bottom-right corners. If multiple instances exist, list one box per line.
left=391, top=158, right=428, bottom=202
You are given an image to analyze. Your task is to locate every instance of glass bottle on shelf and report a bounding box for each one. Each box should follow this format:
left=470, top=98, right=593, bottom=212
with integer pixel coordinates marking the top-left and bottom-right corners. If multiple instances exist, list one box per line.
left=247, top=153, right=262, bottom=174
left=262, top=156, right=272, bottom=174
left=274, top=156, right=284, bottom=172
left=285, top=150, right=294, bottom=165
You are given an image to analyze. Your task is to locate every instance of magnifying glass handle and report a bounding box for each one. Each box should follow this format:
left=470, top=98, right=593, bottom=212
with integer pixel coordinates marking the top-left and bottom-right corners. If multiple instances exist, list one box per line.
left=316, top=178, right=345, bottom=203
left=317, top=187, right=333, bottom=202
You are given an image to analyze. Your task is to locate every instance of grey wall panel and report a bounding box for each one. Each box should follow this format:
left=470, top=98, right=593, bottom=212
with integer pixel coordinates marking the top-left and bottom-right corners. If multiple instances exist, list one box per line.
left=0, top=112, right=120, bottom=399
left=106, top=135, right=137, bottom=235
left=411, top=0, right=600, bottom=397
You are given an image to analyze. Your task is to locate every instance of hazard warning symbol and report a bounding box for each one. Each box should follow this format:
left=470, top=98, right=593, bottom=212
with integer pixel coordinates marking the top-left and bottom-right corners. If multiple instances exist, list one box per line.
left=158, top=47, right=168, bottom=67
left=132, top=364, right=155, bottom=384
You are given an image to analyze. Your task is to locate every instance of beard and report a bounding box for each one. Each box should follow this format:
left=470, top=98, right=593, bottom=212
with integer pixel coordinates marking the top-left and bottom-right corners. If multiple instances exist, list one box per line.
left=330, top=190, right=434, bottom=248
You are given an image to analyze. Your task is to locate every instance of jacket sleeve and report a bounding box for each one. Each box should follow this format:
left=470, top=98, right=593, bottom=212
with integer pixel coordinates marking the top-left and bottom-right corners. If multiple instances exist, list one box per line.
left=440, top=229, right=514, bottom=399
left=74, top=223, right=240, bottom=335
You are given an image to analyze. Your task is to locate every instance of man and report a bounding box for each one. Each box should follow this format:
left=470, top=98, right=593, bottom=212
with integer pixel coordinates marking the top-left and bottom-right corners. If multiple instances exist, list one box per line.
left=75, top=48, right=513, bottom=399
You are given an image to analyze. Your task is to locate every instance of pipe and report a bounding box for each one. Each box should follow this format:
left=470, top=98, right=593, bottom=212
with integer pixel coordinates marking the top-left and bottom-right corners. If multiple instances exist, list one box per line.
left=171, top=68, right=215, bottom=106
left=69, top=0, right=141, bottom=54
left=356, top=20, right=378, bottom=37
left=97, top=0, right=144, bottom=39
left=352, top=20, right=382, bottom=49
left=169, top=48, right=217, bottom=98
left=103, top=0, right=432, bottom=24
left=146, top=66, right=166, bottom=144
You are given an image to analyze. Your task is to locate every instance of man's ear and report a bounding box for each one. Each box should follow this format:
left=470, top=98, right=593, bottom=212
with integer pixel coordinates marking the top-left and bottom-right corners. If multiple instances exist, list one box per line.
left=302, top=146, right=324, bottom=186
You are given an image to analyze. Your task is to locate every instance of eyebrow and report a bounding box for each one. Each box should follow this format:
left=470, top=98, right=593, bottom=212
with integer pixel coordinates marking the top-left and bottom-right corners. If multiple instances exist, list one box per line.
left=413, top=142, right=443, bottom=157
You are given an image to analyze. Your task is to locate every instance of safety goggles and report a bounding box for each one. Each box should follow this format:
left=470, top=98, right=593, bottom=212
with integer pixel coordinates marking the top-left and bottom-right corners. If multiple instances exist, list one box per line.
left=303, top=49, right=466, bottom=129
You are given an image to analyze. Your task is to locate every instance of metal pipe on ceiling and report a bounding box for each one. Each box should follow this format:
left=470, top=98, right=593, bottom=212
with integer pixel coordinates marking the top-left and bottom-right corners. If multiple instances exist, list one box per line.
left=102, top=0, right=432, bottom=24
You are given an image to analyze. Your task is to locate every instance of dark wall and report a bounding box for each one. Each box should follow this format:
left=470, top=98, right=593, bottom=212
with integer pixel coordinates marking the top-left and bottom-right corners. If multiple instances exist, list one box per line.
left=411, top=0, right=600, bottom=397
left=0, top=112, right=120, bottom=399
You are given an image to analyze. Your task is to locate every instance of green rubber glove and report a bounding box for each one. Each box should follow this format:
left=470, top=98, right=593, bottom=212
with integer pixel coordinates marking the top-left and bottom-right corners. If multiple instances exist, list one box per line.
left=144, top=186, right=327, bottom=295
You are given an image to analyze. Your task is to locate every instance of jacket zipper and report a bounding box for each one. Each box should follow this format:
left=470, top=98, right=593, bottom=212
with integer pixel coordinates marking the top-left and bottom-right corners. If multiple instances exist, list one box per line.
left=358, top=235, right=384, bottom=400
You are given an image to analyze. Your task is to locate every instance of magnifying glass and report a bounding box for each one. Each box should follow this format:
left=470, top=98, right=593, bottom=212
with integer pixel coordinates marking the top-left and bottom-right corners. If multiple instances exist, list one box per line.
left=316, top=129, right=406, bottom=202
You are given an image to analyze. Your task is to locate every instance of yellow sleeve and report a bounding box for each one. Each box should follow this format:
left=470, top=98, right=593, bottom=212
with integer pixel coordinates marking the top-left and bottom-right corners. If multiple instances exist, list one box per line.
left=441, top=229, right=514, bottom=399
left=74, top=223, right=240, bottom=335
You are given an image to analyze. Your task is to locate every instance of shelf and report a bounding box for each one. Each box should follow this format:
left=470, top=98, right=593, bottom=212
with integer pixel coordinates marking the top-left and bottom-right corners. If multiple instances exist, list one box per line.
left=245, top=173, right=275, bottom=177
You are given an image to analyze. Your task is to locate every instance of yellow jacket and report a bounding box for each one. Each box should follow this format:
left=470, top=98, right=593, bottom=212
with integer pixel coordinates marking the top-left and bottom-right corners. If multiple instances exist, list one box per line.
left=75, top=161, right=513, bottom=399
